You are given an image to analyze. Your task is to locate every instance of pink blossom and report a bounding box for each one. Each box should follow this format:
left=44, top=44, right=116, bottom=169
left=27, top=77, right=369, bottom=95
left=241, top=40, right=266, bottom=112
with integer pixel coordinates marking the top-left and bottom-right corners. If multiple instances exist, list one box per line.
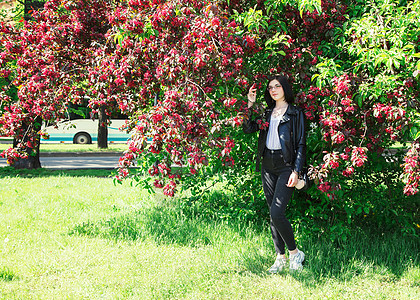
left=342, top=166, right=354, bottom=177
left=163, top=181, right=177, bottom=197
left=318, top=182, right=332, bottom=193
left=351, top=147, right=367, bottom=168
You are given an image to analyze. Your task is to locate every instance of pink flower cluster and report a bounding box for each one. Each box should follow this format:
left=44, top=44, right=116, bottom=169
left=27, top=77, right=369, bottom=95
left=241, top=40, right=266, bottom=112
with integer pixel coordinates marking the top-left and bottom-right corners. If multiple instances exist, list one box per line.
left=163, top=180, right=177, bottom=197
left=351, top=147, right=368, bottom=168
left=256, top=119, right=269, bottom=130
left=315, top=147, right=363, bottom=175
left=0, top=147, right=28, bottom=165
left=94, top=0, right=261, bottom=195
left=332, top=74, right=352, bottom=97
left=401, top=142, right=420, bottom=196
left=295, top=86, right=329, bottom=120
left=273, top=0, right=347, bottom=84
left=310, top=146, right=367, bottom=197
left=373, top=104, right=407, bottom=141
left=317, top=180, right=341, bottom=200
left=317, top=74, right=360, bottom=148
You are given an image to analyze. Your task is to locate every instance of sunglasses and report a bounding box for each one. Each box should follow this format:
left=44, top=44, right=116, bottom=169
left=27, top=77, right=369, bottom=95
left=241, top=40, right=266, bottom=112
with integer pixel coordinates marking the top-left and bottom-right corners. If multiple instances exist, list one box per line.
left=267, top=84, right=282, bottom=91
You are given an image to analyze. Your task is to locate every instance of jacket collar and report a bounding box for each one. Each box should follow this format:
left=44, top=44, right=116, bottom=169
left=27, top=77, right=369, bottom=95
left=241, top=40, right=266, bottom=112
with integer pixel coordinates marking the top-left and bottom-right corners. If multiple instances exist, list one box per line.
left=286, top=104, right=298, bottom=115
left=266, top=104, right=298, bottom=114
left=266, top=104, right=297, bottom=122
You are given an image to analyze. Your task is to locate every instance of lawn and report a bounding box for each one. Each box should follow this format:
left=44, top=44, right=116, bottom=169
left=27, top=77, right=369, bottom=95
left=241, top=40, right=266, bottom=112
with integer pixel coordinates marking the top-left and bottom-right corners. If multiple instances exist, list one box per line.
left=0, top=168, right=419, bottom=299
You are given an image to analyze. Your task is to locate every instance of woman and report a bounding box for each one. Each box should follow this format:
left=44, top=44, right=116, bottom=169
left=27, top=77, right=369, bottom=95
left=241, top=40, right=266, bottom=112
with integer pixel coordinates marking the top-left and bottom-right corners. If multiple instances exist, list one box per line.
left=243, top=74, right=306, bottom=273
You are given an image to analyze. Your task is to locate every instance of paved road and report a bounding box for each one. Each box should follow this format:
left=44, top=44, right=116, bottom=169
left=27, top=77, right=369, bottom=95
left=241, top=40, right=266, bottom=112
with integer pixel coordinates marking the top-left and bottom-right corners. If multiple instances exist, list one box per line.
left=0, top=153, right=125, bottom=169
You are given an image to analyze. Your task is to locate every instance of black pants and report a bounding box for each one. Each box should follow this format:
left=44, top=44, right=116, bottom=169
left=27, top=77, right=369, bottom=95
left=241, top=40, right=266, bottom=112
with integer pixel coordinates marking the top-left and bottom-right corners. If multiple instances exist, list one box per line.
left=261, top=149, right=297, bottom=255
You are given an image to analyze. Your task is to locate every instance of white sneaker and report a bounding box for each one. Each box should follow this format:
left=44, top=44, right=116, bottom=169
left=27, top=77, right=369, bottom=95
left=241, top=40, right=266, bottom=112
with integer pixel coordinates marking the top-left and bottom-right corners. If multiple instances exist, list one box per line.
left=289, top=249, right=305, bottom=271
left=268, top=255, right=287, bottom=273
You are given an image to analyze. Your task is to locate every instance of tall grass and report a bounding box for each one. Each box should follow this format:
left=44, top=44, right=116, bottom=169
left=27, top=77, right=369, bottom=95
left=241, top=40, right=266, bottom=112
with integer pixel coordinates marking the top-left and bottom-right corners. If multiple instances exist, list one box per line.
left=0, top=169, right=419, bottom=299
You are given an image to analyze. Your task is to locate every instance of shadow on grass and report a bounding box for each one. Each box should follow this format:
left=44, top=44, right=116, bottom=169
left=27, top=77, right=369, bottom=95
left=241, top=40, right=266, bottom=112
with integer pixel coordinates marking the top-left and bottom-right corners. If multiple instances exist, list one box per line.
left=69, top=202, right=276, bottom=275
left=69, top=205, right=213, bottom=247
left=0, top=166, right=117, bottom=178
left=237, top=250, right=275, bottom=275
left=233, top=231, right=420, bottom=287
left=290, top=230, right=420, bottom=287
left=69, top=190, right=420, bottom=285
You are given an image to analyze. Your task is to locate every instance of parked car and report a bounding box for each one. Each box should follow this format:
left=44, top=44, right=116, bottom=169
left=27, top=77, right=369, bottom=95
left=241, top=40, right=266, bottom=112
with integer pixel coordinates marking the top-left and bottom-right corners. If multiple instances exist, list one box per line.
left=41, top=119, right=131, bottom=144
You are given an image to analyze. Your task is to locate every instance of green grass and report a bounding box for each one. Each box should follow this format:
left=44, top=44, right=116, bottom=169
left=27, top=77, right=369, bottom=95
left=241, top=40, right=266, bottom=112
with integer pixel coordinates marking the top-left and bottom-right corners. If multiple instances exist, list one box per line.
left=0, top=142, right=127, bottom=153
left=0, top=168, right=419, bottom=299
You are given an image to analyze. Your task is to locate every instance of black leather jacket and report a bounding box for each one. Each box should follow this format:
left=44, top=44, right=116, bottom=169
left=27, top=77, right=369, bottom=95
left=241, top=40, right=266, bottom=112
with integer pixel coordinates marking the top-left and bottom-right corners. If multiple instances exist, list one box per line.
left=243, top=104, right=306, bottom=173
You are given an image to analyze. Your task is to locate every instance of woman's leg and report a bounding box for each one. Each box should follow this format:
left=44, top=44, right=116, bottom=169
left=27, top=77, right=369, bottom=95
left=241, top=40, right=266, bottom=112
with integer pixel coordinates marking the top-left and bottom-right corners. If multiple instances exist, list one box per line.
left=261, top=168, right=286, bottom=255
left=269, top=168, right=297, bottom=252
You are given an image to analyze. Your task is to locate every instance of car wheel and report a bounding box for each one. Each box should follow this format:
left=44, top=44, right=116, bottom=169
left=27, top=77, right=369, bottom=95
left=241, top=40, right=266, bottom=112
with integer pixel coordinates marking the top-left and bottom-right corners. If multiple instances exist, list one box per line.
left=74, top=132, right=91, bottom=144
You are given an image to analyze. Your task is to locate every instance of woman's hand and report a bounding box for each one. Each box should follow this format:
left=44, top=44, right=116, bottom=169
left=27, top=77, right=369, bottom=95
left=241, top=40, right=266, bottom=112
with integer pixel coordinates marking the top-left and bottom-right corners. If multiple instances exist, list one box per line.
left=286, top=171, right=299, bottom=188
left=247, top=83, right=257, bottom=108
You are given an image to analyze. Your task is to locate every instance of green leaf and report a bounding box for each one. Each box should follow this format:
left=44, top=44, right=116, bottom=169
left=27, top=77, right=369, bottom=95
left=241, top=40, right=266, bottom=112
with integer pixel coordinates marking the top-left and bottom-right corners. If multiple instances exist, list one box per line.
left=386, top=59, right=393, bottom=70
left=357, top=95, right=363, bottom=107
left=410, top=126, right=420, bottom=140
left=311, top=74, right=320, bottom=81
left=68, top=108, right=86, bottom=118
left=280, top=21, right=287, bottom=33
left=374, top=56, right=384, bottom=67
left=402, top=44, right=414, bottom=51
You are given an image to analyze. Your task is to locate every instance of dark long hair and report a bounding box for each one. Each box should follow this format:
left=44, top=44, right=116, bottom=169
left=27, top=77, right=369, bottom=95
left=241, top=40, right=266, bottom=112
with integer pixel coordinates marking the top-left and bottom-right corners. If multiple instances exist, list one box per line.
left=264, top=74, right=294, bottom=109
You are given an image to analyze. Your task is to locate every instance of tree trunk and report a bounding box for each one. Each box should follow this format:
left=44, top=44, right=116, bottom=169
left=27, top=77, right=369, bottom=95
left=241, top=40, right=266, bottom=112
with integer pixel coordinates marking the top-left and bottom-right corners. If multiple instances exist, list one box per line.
left=11, top=117, right=42, bottom=169
left=97, top=105, right=108, bottom=149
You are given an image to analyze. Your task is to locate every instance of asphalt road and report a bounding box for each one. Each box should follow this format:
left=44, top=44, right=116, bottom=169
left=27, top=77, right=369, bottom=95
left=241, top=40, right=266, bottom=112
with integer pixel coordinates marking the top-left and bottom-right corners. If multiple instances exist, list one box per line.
left=0, top=153, right=125, bottom=169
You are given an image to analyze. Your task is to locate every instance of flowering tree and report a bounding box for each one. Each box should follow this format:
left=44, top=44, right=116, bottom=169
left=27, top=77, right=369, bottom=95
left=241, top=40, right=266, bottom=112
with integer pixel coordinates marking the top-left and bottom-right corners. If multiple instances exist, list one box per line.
left=0, top=0, right=130, bottom=168
left=0, top=0, right=261, bottom=172
left=0, top=0, right=45, bottom=168
left=109, top=0, right=260, bottom=196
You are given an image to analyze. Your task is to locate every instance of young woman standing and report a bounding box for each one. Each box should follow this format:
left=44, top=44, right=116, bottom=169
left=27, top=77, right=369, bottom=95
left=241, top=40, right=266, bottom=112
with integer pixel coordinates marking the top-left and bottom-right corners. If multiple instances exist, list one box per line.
left=243, top=74, right=306, bottom=273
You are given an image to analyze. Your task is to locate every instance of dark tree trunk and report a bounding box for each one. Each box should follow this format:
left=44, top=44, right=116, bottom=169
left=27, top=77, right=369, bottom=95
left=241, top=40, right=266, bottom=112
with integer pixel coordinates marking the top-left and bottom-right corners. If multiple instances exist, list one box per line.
left=11, top=117, right=42, bottom=169
left=97, top=105, right=108, bottom=149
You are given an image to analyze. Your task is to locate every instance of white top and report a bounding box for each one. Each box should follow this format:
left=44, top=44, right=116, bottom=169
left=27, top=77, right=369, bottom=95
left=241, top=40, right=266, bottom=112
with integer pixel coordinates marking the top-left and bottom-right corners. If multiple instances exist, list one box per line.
left=266, top=114, right=282, bottom=150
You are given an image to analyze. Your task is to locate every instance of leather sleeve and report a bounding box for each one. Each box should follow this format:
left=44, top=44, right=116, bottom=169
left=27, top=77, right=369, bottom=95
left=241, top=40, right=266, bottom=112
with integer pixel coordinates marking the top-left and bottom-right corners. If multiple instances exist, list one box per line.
left=293, top=109, right=306, bottom=174
left=242, top=113, right=261, bottom=134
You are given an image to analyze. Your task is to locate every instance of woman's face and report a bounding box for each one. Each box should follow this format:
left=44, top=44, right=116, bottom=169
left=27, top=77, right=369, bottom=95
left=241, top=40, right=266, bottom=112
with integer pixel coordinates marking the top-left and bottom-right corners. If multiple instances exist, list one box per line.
left=268, top=79, right=285, bottom=102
